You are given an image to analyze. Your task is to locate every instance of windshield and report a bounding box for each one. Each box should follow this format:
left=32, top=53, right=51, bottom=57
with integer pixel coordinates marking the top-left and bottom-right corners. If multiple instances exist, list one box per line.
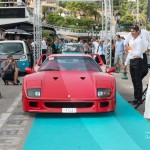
left=0, top=42, right=24, bottom=55
left=39, top=56, right=102, bottom=72
left=62, top=44, right=84, bottom=53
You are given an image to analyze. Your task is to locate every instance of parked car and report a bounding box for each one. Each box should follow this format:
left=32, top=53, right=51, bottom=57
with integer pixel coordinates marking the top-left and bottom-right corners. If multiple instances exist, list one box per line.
left=22, top=54, right=116, bottom=113
left=0, top=40, right=33, bottom=74
left=61, top=43, right=85, bottom=54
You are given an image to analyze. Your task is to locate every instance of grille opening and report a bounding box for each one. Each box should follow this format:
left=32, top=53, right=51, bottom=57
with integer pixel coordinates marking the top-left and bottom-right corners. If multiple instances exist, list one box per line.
left=100, top=102, right=109, bottom=107
left=44, top=102, right=93, bottom=108
left=29, top=102, right=38, bottom=108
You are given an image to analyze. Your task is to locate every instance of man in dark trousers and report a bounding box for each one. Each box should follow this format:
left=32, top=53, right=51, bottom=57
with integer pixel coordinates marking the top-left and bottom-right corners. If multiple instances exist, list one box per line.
left=124, top=24, right=150, bottom=79
left=124, top=25, right=149, bottom=105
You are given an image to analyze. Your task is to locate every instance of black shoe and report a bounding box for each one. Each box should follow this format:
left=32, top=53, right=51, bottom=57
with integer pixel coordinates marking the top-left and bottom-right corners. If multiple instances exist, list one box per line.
left=3, top=80, right=8, bottom=85
left=132, top=100, right=143, bottom=105
left=17, top=79, right=20, bottom=84
left=132, top=100, right=138, bottom=105
left=136, top=100, right=143, bottom=105
left=128, top=99, right=137, bottom=103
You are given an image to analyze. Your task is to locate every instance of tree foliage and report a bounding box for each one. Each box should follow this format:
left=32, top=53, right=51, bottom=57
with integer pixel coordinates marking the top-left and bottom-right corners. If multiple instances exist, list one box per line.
left=45, top=0, right=148, bottom=30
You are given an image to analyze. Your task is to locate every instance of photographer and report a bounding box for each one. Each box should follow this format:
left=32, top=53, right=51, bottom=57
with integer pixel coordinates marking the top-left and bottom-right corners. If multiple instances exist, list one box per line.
left=1, top=53, right=21, bottom=85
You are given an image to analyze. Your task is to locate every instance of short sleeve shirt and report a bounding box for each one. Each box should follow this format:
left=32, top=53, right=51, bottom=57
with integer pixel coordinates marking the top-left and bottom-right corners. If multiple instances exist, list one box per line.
left=115, top=40, right=124, bottom=55
left=1, top=61, right=15, bottom=77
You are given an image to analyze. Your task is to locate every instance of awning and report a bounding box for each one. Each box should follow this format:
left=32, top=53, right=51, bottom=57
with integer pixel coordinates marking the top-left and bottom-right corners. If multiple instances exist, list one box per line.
left=58, top=34, right=78, bottom=40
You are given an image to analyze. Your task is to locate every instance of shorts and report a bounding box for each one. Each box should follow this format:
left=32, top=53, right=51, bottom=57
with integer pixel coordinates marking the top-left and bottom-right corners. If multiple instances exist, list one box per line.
left=114, top=54, right=125, bottom=65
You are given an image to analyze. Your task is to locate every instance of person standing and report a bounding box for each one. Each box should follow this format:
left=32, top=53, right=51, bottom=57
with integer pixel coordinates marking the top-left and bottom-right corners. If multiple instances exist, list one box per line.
left=124, top=25, right=148, bottom=105
left=91, top=38, right=99, bottom=54
left=114, top=35, right=125, bottom=72
left=111, top=39, right=115, bottom=66
left=124, top=25, right=150, bottom=79
left=41, top=37, right=48, bottom=62
left=1, top=53, right=21, bottom=85
left=51, top=39, right=60, bottom=54
left=97, top=39, right=106, bottom=64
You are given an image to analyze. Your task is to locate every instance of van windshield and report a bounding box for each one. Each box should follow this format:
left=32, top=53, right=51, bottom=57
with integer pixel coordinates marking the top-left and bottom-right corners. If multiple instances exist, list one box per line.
left=0, top=42, right=24, bottom=55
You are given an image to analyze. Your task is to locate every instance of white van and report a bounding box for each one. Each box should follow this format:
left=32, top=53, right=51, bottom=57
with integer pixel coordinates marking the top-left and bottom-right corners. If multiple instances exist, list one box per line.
left=0, top=40, right=33, bottom=73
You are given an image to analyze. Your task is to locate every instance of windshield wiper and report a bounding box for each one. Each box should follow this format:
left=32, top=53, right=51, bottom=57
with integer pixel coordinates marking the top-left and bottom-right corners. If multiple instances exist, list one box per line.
left=12, top=50, right=23, bottom=54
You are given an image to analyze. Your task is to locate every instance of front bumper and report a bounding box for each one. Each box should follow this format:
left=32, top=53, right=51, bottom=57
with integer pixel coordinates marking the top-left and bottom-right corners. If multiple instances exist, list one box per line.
left=22, top=97, right=116, bottom=113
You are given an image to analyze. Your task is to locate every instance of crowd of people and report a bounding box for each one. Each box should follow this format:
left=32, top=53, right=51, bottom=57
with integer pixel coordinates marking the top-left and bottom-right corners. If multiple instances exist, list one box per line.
left=1, top=23, right=150, bottom=120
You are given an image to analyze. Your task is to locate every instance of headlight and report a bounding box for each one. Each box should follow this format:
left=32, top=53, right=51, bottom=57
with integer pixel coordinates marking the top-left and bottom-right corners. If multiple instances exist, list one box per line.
left=97, top=88, right=111, bottom=97
left=27, top=88, right=41, bottom=98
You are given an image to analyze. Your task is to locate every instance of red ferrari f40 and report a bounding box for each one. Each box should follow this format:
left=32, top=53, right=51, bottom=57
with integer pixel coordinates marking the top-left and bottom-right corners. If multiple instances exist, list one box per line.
left=22, top=54, right=116, bottom=113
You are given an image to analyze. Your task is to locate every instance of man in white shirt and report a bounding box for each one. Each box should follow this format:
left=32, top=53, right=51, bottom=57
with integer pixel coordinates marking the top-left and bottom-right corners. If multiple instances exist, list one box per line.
left=91, top=38, right=99, bottom=54
left=124, top=26, right=150, bottom=79
left=124, top=25, right=147, bottom=105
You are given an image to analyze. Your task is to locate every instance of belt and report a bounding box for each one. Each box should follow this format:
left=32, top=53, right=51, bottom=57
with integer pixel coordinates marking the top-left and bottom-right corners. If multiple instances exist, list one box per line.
left=132, top=56, right=139, bottom=59
left=131, top=57, right=141, bottom=60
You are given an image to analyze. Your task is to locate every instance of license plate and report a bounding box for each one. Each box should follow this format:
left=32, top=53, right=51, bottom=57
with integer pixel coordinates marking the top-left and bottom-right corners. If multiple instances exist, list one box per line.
left=62, top=108, right=76, bottom=113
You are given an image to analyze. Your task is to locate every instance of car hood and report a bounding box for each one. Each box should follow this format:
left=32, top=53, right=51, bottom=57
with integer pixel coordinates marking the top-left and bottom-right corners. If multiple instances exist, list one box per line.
left=25, top=71, right=115, bottom=100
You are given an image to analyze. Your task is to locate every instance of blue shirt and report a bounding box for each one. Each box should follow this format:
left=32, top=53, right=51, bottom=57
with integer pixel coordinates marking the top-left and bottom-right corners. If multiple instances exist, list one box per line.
left=97, top=44, right=105, bottom=55
left=115, top=40, right=124, bottom=55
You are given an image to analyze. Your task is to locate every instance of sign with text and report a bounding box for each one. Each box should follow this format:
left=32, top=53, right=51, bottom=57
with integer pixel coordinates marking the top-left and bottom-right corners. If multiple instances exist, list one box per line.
left=0, top=8, right=25, bottom=18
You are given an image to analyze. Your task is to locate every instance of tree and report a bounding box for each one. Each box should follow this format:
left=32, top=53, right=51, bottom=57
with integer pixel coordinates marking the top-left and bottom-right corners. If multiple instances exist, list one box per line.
left=46, top=14, right=65, bottom=25
left=56, top=8, right=64, bottom=16
left=42, top=6, right=48, bottom=21
left=66, top=2, right=101, bottom=21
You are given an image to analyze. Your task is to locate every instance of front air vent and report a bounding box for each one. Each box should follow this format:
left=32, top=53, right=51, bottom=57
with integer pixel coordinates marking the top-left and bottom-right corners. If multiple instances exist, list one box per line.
left=29, top=102, right=38, bottom=108
left=44, top=102, right=93, bottom=108
left=100, top=102, right=109, bottom=107
left=80, top=77, right=85, bottom=80
left=53, top=77, right=58, bottom=80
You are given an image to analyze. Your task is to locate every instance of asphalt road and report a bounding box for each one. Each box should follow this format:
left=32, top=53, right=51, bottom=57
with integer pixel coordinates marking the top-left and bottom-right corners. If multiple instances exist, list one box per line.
left=0, top=69, right=149, bottom=150
left=0, top=76, right=34, bottom=150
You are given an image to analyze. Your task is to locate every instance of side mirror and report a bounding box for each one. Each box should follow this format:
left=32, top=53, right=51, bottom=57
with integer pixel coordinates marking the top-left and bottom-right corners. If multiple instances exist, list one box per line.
left=25, top=67, right=32, bottom=74
left=37, top=63, right=41, bottom=66
left=107, top=67, right=116, bottom=74
left=99, top=62, right=103, bottom=66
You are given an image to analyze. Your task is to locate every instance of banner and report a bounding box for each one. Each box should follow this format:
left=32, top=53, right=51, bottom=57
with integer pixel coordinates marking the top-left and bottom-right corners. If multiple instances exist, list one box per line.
left=0, top=8, right=25, bottom=18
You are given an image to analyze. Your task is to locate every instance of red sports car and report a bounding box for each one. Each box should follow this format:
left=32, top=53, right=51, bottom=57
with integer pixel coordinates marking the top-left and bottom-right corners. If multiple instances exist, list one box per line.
left=22, top=54, right=116, bottom=113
